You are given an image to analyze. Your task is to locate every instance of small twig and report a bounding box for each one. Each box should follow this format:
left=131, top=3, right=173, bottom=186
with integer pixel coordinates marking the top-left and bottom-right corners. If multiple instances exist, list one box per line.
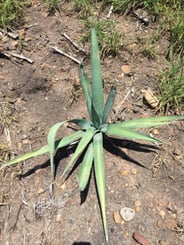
left=0, top=202, right=8, bottom=206
left=0, top=28, right=19, bottom=39
left=0, top=51, right=18, bottom=65
left=62, top=33, right=86, bottom=54
left=51, top=46, right=82, bottom=65
left=24, top=23, right=39, bottom=30
left=10, top=52, right=34, bottom=64
left=0, top=51, right=11, bottom=59
left=106, top=5, right=114, bottom=19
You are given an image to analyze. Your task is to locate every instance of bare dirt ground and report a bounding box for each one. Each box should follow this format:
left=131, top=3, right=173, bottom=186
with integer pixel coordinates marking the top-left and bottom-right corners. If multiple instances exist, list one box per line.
left=0, top=1, right=184, bottom=245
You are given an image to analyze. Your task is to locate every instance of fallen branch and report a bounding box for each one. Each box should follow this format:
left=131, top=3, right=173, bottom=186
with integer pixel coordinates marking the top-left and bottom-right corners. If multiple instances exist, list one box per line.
left=10, top=52, right=34, bottom=64
left=0, top=28, right=19, bottom=39
left=51, top=46, right=82, bottom=65
left=62, top=33, right=86, bottom=54
left=106, top=5, right=114, bottom=19
left=0, top=51, right=33, bottom=64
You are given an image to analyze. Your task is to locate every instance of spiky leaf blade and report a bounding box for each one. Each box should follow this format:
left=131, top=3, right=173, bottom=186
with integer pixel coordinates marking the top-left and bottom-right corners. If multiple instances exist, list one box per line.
left=61, top=127, right=96, bottom=178
left=117, top=116, right=184, bottom=129
left=91, top=28, right=104, bottom=126
left=103, top=86, right=116, bottom=123
left=78, top=143, right=94, bottom=191
left=1, top=145, right=49, bottom=168
left=101, top=124, right=162, bottom=143
left=56, top=130, right=84, bottom=149
left=79, top=65, right=92, bottom=118
left=2, top=130, right=84, bottom=169
left=93, top=132, right=108, bottom=242
left=47, top=121, right=66, bottom=180
left=70, top=118, right=92, bottom=130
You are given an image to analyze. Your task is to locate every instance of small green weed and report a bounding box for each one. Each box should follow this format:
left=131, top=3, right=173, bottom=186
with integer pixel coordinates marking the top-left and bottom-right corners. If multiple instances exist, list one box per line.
left=82, top=18, right=122, bottom=57
left=0, top=0, right=29, bottom=30
left=43, top=0, right=61, bottom=12
left=0, top=101, right=16, bottom=130
left=158, top=54, right=184, bottom=113
left=2, top=29, right=184, bottom=242
left=111, top=0, right=184, bottom=58
left=0, top=144, right=10, bottom=163
left=72, top=0, right=94, bottom=17
left=136, top=36, right=157, bottom=59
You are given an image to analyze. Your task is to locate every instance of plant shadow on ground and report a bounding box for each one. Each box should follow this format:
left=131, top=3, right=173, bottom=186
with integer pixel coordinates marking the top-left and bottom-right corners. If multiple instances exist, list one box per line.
left=17, top=135, right=159, bottom=188
left=72, top=242, right=91, bottom=245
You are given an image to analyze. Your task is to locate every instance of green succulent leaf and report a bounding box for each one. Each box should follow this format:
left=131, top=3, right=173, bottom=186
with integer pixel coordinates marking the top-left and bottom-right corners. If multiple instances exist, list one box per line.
left=70, top=118, right=93, bottom=129
left=103, top=86, right=116, bottom=124
left=79, top=65, right=92, bottom=118
left=101, top=124, right=162, bottom=143
left=91, top=103, right=101, bottom=129
left=91, top=28, right=104, bottom=126
left=78, top=143, right=94, bottom=191
left=47, top=121, right=67, bottom=180
left=93, top=132, right=108, bottom=242
left=116, top=116, right=184, bottom=128
left=56, top=130, right=84, bottom=150
left=61, top=127, right=96, bottom=178
left=1, top=145, right=49, bottom=168
left=1, top=130, right=84, bottom=168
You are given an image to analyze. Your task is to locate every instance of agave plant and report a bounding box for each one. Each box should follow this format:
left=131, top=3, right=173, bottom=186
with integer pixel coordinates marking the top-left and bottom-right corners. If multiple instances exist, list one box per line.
left=2, top=29, right=184, bottom=242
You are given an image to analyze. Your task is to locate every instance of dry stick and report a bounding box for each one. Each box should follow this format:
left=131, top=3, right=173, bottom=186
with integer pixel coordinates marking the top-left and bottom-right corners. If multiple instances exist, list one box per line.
left=106, top=5, right=114, bottom=19
left=62, top=33, right=86, bottom=54
left=0, top=52, right=18, bottom=65
left=10, top=52, right=34, bottom=64
left=0, top=28, right=19, bottom=39
left=51, top=46, right=82, bottom=65
left=0, top=51, right=33, bottom=64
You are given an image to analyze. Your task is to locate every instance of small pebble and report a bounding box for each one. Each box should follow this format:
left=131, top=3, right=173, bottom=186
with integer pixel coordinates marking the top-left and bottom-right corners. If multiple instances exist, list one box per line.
left=133, top=232, right=150, bottom=245
left=121, top=64, right=132, bottom=75
left=120, top=169, right=128, bottom=176
left=124, top=183, right=129, bottom=187
left=135, top=206, right=141, bottom=213
left=113, top=211, right=124, bottom=224
left=135, top=200, right=142, bottom=207
left=158, top=201, right=167, bottom=207
left=144, top=88, right=159, bottom=108
left=152, top=128, right=159, bottom=135
left=120, top=207, right=135, bottom=221
left=56, top=213, right=62, bottom=223
left=159, top=210, right=166, bottom=217
left=131, top=168, right=137, bottom=175
left=37, top=188, right=44, bottom=194
left=159, top=240, right=167, bottom=245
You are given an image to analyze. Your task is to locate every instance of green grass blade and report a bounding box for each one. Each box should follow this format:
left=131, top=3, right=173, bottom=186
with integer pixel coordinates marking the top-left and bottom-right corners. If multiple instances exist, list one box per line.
left=102, top=86, right=116, bottom=123
left=78, top=143, right=94, bottom=191
left=93, top=132, right=108, bottom=242
left=70, top=118, right=92, bottom=129
left=116, top=116, right=184, bottom=129
left=47, top=121, right=66, bottom=180
left=80, top=65, right=92, bottom=118
left=2, top=130, right=84, bottom=169
left=102, top=124, right=162, bottom=143
left=91, top=28, right=104, bottom=126
left=61, top=127, right=96, bottom=178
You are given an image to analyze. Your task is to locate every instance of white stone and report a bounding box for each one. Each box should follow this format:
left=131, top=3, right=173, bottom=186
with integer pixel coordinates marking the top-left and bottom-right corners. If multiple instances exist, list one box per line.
left=120, top=207, right=135, bottom=221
